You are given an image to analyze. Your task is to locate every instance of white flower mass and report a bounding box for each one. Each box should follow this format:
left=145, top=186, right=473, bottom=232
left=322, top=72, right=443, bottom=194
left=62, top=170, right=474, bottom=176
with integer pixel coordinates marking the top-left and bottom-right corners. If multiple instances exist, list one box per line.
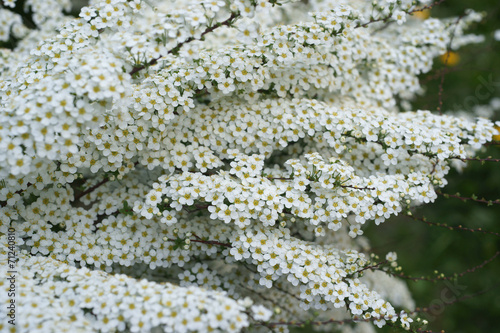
left=0, top=0, right=498, bottom=332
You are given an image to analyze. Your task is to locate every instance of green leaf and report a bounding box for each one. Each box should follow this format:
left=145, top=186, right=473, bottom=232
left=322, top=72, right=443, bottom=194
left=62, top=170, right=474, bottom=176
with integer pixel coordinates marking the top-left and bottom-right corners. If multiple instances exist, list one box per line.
left=172, top=238, right=185, bottom=251
left=119, top=200, right=134, bottom=216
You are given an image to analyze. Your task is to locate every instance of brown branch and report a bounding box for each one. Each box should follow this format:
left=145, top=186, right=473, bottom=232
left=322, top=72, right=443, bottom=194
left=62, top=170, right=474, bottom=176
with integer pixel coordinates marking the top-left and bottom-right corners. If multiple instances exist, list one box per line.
left=340, top=184, right=376, bottom=191
left=72, top=177, right=110, bottom=203
left=484, top=140, right=500, bottom=146
left=421, top=65, right=463, bottom=84
left=238, top=283, right=296, bottom=316
left=190, top=238, right=231, bottom=247
left=72, top=161, right=140, bottom=203
left=360, top=0, right=445, bottom=30
left=409, top=0, right=446, bottom=14
left=437, top=14, right=465, bottom=114
left=0, top=182, right=33, bottom=207
left=453, top=156, right=500, bottom=163
left=266, top=176, right=374, bottom=191
left=436, top=190, right=500, bottom=207
left=393, top=249, right=499, bottom=282
left=354, top=259, right=389, bottom=275
left=165, top=237, right=232, bottom=248
left=259, top=282, right=497, bottom=331
left=129, top=12, right=239, bottom=76
left=273, top=284, right=303, bottom=302
left=406, top=214, right=500, bottom=238
left=262, top=311, right=438, bottom=333
left=416, top=283, right=500, bottom=311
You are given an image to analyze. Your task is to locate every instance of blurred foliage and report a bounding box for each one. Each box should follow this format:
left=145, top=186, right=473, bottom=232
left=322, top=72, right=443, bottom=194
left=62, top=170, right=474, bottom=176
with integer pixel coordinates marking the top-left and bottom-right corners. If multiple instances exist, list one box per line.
left=365, top=0, right=500, bottom=332
left=295, top=0, right=500, bottom=332
left=385, top=0, right=500, bottom=331
left=415, top=0, right=500, bottom=115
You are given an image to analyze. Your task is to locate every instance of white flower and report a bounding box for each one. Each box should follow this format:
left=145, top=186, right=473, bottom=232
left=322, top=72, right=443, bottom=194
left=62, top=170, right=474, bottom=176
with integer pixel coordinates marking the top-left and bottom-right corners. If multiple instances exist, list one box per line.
left=251, top=304, right=273, bottom=321
left=494, top=29, right=500, bottom=41
left=348, top=224, right=364, bottom=238
left=400, top=310, right=413, bottom=329
left=392, top=10, right=407, bottom=25
left=386, top=251, right=397, bottom=262
left=381, top=148, right=399, bottom=166
left=1, top=1, right=496, bottom=331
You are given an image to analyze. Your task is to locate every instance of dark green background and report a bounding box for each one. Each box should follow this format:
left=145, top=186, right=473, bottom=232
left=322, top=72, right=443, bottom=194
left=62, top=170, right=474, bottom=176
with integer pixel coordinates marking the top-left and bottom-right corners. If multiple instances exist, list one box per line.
left=296, top=0, right=500, bottom=332
left=370, top=1, right=500, bottom=332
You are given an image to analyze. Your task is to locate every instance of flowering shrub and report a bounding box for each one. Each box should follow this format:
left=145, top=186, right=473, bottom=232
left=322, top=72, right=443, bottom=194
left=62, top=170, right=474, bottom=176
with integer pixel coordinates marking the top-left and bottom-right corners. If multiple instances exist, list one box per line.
left=0, top=0, right=498, bottom=332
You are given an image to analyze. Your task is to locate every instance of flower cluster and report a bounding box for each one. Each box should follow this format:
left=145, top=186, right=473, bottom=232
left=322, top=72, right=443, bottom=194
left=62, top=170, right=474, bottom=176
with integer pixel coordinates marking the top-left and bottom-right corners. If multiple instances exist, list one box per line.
left=1, top=0, right=499, bottom=332
left=0, top=250, right=249, bottom=333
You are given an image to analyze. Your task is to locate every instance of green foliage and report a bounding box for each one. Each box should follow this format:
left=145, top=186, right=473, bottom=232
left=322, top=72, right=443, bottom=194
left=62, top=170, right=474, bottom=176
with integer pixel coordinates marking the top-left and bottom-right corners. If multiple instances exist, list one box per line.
left=119, top=200, right=134, bottom=216
left=294, top=0, right=500, bottom=331
left=368, top=0, right=500, bottom=330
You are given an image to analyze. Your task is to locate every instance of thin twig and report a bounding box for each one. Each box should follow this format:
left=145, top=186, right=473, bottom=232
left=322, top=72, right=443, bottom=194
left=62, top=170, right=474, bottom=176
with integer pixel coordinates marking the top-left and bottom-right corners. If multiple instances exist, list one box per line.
left=437, top=13, right=465, bottom=114
left=363, top=0, right=445, bottom=31
left=406, top=214, right=500, bottom=238
left=415, top=283, right=500, bottom=311
left=393, top=249, right=499, bottom=282
left=129, top=12, right=239, bottom=76
left=354, top=259, right=389, bottom=275
left=452, top=156, right=500, bottom=163
left=436, top=190, right=500, bottom=207
left=165, top=237, right=232, bottom=248
left=72, top=177, right=110, bottom=203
